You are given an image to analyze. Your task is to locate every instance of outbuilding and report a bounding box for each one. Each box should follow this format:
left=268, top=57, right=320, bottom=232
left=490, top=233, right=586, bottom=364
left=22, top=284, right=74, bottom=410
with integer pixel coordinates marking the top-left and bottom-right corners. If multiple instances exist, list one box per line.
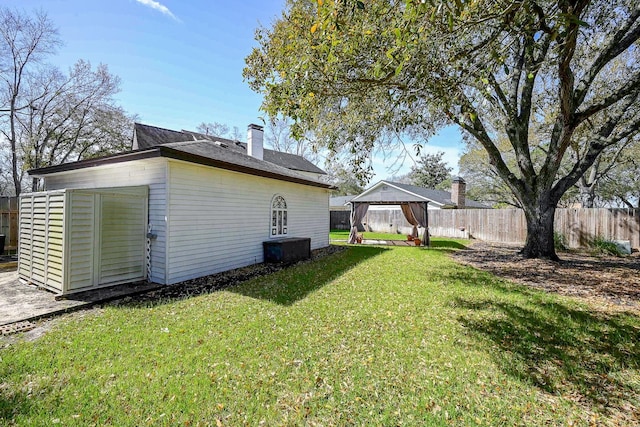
left=19, top=124, right=332, bottom=295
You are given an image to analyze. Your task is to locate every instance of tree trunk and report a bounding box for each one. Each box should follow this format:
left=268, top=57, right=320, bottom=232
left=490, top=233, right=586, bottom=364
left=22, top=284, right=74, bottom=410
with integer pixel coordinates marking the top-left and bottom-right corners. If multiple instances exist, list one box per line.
left=579, top=185, right=596, bottom=208
left=9, top=98, right=21, bottom=197
left=521, top=200, right=559, bottom=261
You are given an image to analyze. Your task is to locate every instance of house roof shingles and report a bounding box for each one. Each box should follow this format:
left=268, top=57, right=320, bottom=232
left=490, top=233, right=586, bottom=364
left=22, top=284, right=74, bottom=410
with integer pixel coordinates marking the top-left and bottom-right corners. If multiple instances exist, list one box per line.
left=134, top=123, right=189, bottom=149
left=330, top=195, right=356, bottom=207
left=29, top=123, right=332, bottom=189
left=135, top=123, right=326, bottom=175
left=162, top=139, right=326, bottom=185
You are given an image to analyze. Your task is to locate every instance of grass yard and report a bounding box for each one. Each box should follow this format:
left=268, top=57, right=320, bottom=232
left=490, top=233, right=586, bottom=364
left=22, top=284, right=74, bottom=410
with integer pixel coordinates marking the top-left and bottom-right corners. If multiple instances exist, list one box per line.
left=329, top=231, right=469, bottom=250
left=2, top=243, right=639, bottom=425
left=330, top=230, right=413, bottom=241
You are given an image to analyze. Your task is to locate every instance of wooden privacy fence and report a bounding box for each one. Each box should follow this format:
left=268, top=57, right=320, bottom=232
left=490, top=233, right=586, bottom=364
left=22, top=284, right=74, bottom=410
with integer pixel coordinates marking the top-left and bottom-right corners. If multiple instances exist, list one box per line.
left=554, top=208, right=639, bottom=249
left=350, top=207, right=640, bottom=249
left=330, top=210, right=351, bottom=230
left=0, top=196, right=19, bottom=252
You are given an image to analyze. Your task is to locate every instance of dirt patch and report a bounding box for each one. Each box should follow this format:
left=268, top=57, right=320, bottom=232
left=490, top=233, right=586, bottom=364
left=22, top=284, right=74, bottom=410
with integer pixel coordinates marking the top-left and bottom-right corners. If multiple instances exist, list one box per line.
left=451, top=242, right=640, bottom=313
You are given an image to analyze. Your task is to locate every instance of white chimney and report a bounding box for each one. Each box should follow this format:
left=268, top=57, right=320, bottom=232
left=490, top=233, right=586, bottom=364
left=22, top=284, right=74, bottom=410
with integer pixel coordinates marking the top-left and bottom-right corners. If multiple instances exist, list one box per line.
left=451, top=177, right=466, bottom=208
left=247, top=124, right=264, bottom=160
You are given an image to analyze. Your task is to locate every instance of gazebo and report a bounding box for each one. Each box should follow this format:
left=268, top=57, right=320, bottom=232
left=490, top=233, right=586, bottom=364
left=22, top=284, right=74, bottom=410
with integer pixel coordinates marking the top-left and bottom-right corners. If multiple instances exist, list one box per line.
left=347, top=181, right=440, bottom=246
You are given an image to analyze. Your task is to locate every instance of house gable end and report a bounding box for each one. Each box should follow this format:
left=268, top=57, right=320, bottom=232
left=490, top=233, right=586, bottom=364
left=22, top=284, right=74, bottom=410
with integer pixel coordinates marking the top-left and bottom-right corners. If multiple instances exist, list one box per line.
left=351, top=180, right=446, bottom=206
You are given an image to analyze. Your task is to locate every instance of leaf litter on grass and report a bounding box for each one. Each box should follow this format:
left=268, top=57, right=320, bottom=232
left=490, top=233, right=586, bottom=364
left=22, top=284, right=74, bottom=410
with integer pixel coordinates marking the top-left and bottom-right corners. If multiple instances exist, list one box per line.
left=1, top=243, right=639, bottom=425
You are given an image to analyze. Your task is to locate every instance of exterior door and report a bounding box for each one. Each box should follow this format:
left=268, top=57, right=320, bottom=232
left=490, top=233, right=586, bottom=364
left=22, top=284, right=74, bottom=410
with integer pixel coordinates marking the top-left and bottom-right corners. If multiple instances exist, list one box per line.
left=97, top=192, right=147, bottom=285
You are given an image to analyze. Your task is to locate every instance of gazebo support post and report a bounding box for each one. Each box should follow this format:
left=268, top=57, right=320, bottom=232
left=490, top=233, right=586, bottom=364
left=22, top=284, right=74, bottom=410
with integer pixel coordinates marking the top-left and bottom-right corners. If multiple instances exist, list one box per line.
left=348, top=202, right=357, bottom=244
left=423, top=202, right=430, bottom=247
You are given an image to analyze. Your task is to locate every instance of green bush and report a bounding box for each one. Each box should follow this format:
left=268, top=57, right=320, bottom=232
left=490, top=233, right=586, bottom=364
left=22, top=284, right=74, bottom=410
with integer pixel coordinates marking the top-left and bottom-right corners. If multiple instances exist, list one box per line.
left=589, top=236, right=624, bottom=256
left=553, top=232, right=568, bottom=251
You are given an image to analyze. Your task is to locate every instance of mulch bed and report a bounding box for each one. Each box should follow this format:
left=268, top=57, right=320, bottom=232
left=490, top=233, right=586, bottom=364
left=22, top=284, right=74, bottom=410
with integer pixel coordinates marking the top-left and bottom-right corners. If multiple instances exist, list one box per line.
left=451, top=242, right=640, bottom=313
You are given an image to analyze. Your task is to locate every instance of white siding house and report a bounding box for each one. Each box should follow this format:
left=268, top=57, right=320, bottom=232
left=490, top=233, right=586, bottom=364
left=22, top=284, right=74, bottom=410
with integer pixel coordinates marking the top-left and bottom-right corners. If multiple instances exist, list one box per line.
left=164, top=160, right=328, bottom=284
left=20, top=124, right=331, bottom=294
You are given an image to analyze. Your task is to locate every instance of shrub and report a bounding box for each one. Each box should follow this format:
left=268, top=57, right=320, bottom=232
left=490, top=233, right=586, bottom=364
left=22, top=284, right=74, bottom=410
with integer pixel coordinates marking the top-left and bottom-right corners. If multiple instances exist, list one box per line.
left=589, top=236, right=624, bottom=257
left=553, top=232, right=568, bottom=251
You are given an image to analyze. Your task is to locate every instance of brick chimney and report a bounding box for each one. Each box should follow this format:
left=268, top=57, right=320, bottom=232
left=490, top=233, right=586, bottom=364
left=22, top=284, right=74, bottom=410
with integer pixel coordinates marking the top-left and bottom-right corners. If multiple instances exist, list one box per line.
left=451, top=177, right=466, bottom=208
left=247, top=124, right=264, bottom=160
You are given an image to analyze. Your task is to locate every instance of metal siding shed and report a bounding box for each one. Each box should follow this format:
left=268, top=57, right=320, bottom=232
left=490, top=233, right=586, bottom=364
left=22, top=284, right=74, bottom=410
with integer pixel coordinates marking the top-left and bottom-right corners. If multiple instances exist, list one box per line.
left=18, top=186, right=148, bottom=295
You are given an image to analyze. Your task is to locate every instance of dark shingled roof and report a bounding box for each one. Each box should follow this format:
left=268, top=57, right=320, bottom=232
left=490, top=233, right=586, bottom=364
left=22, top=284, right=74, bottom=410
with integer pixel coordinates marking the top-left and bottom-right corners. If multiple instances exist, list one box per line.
left=263, top=149, right=325, bottom=175
left=134, top=123, right=326, bottom=175
left=352, top=181, right=489, bottom=208
left=162, top=139, right=325, bottom=184
left=330, top=195, right=356, bottom=207
left=134, top=123, right=190, bottom=149
left=28, top=124, right=332, bottom=189
left=386, top=181, right=489, bottom=208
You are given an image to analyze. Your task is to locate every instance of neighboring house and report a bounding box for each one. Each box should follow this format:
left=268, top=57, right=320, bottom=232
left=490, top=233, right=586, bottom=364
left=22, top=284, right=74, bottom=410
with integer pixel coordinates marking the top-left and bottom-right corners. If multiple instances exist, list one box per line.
left=344, top=178, right=489, bottom=235
left=329, top=195, right=356, bottom=211
left=19, top=123, right=332, bottom=295
left=329, top=195, right=356, bottom=230
left=330, top=179, right=488, bottom=211
left=350, top=178, right=489, bottom=210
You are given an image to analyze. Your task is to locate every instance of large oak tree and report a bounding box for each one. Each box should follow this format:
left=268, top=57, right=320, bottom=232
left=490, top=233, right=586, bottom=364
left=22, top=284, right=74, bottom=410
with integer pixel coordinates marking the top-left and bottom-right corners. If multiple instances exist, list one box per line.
left=244, top=0, right=640, bottom=260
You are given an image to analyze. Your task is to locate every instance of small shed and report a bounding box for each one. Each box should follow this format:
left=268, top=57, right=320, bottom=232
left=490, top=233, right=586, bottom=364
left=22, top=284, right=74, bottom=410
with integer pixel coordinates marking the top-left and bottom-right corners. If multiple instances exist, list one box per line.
left=19, top=186, right=148, bottom=295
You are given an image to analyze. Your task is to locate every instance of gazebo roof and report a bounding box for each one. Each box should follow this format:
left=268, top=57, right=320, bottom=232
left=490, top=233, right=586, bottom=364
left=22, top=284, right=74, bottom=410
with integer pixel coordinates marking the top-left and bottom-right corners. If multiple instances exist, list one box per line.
left=350, top=180, right=449, bottom=206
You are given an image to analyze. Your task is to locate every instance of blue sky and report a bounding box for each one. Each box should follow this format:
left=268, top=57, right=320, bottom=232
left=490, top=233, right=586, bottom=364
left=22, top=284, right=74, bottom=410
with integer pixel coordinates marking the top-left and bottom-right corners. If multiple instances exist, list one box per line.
left=8, top=0, right=464, bottom=181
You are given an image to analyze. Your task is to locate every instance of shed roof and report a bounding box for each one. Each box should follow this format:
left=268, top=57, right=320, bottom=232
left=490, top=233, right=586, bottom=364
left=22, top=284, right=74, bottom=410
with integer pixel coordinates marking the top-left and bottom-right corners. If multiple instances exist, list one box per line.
left=351, top=180, right=489, bottom=208
left=134, top=123, right=326, bottom=175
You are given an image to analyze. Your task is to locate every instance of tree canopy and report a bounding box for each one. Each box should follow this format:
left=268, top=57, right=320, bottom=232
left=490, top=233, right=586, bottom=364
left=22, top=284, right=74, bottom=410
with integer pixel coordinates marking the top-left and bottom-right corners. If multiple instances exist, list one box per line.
left=244, top=0, right=640, bottom=259
left=324, top=162, right=365, bottom=196
left=0, top=8, right=134, bottom=195
left=408, top=151, right=452, bottom=189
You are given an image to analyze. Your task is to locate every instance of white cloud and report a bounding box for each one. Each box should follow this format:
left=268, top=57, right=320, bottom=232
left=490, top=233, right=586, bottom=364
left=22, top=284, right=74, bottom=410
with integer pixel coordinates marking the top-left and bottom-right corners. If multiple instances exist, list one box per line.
left=135, top=0, right=180, bottom=22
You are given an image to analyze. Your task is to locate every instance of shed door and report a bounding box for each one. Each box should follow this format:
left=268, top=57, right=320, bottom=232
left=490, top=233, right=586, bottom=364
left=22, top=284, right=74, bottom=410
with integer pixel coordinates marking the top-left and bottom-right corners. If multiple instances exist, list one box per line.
left=97, top=193, right=147, bottom=285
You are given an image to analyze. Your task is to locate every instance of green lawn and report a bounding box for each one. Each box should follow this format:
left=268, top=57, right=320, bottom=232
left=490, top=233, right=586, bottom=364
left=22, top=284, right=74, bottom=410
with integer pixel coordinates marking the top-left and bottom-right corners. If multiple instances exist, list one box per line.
left=329, top=230, right=430, bottom=241
left=330, top=229, right=409, bottom=241
left=329, top=230, right=469, bottom=249
left=2, top=244, right=639, bottom=425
